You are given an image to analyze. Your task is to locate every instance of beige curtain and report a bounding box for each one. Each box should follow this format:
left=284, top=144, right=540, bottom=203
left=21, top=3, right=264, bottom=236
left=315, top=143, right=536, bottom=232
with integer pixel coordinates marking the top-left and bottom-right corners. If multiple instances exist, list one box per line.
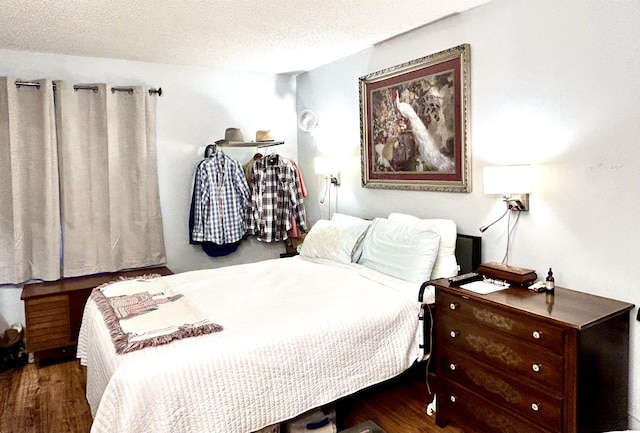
left=0, top=78, right=61, bottom=284
left=54, top=81, right=166, bottom=277
left=0, top=77, right=165, bottom=284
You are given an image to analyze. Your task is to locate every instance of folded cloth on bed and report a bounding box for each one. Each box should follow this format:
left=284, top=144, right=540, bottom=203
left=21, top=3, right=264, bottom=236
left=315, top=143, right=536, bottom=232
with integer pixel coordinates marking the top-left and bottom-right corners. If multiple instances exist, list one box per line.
left=90, top=275, right=223, bottom=354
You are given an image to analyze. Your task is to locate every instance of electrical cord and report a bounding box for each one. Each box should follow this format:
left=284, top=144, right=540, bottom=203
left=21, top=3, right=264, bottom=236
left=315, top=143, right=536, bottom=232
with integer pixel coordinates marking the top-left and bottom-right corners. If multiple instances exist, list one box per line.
left=479, top=205, right=522, bottom=265
left=501, top=207, right=521, bottom=265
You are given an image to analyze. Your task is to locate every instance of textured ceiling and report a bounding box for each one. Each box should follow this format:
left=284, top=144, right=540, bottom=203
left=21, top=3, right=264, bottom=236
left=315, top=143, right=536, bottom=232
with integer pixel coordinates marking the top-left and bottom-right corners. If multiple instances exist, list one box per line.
left=0, top=0, right=490, bottom=74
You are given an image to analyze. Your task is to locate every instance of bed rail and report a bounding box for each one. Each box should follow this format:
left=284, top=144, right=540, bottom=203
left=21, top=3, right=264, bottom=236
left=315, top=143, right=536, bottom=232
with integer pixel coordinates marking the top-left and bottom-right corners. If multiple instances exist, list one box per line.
left=417, top=233, right=481, bottom=357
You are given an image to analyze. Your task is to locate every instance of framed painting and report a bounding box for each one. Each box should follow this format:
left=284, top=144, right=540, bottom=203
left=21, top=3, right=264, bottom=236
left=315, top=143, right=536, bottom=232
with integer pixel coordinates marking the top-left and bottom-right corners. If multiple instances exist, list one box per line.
left=359, top=44, right=471, bottom=192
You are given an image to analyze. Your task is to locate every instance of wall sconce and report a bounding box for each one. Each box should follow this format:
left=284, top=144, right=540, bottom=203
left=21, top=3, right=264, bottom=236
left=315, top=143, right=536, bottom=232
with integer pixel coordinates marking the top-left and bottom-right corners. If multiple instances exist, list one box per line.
left=314, top=156, right=341, bottom=219
left=483, top=165, right=532, bottom=211
left=314, top=157, right=341, bottom=186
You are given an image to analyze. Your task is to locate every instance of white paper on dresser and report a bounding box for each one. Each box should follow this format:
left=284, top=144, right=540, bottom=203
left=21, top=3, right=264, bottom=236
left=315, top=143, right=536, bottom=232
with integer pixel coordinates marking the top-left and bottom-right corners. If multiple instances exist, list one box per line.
left=460, top=280, right=508, bottom=295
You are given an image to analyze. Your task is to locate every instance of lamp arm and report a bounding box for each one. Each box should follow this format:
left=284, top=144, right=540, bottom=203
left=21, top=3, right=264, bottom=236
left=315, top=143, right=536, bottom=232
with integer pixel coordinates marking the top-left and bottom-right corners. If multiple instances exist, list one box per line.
left=479, top=207, right=510, bottom=233
left=319, top=176, right=329, bottom=204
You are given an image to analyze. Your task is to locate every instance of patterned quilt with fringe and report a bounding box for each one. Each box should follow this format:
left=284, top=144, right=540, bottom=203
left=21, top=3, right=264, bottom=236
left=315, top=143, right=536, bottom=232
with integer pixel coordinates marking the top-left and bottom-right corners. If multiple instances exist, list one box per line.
left=90, top=274, right=223, bottom=354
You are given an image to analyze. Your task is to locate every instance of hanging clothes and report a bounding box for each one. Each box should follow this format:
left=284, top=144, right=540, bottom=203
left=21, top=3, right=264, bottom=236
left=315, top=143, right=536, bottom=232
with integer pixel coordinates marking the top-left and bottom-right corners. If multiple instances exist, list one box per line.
left=189, top=158, right=207, bottom=245
left=243, top=152, right=262, bottom=183
left=247, top=154, right=307, bottom=242
left=188, top=158, right=242, bottom=256
left=287, top=159, right=307, bottom=239
left=190, top=149, right=250, bottom=247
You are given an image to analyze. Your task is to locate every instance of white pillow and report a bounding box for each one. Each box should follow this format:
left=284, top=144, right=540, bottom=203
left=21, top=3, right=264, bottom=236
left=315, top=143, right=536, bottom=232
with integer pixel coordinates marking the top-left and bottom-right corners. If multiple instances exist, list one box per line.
left=388, top=213, right=458, bottom=280
left=331, top=212, right=367, bottom=223
left=357, top=218, right=440, bottom=283
left=331, top=213, right=370, bottom=261
left=298, top=219, right=371, bottom=264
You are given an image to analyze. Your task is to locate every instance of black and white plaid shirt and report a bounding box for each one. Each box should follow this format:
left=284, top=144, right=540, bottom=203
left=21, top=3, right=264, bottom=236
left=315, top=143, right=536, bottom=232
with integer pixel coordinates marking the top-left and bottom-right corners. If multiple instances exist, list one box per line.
left=248, top=155, right=307, bottom=242
left=191, top=151, right=250, bottom=244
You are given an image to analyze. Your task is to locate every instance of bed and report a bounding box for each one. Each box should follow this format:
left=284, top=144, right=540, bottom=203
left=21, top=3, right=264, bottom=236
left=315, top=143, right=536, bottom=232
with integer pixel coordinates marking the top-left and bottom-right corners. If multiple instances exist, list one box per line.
left=77, top=212, right=472, bottom=433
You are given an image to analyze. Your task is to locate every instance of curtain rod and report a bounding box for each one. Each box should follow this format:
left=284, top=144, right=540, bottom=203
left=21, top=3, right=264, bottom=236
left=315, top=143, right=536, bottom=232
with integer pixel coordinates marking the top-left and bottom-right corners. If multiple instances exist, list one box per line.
left=14, top=80, right=162, bottom=96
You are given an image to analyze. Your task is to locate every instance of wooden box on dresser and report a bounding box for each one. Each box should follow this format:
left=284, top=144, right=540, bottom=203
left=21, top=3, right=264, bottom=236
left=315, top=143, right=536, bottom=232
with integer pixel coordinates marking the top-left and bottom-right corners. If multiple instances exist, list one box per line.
left=432, top=279, right=634, bottom=433
left=21, top=266, right=172, bottom=367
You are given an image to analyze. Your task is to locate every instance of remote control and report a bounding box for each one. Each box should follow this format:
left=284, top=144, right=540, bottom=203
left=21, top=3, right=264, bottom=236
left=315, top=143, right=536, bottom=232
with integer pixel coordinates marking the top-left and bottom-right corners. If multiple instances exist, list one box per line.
left=448, top=272, right=479, bottom=285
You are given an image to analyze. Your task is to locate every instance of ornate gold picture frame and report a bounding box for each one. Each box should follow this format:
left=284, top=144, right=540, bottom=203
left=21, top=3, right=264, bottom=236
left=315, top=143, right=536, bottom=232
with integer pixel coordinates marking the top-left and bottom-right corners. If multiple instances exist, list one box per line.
left=360, top=44, right=471, bottom=192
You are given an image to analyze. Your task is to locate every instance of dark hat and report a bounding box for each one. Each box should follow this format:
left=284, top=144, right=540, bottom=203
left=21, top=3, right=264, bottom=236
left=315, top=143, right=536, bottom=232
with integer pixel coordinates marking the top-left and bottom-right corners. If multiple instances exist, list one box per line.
left=215, top=127, right=244, bottom=145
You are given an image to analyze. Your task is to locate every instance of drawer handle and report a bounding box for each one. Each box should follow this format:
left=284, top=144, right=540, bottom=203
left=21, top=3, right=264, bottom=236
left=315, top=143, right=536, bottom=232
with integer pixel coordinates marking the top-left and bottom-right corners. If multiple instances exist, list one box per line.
left=449, top=330, right=460, bottom=338
left=449, top=363, right=457, bottom=371
left=532, top=330, right=542, bottom=339
left=532, top=363, right=542, bottom=373
left=531, top=402, right=540, bottom=412
left=450, top=395, right=457, bottom=403
left=449, top=302, right=459, bottom=310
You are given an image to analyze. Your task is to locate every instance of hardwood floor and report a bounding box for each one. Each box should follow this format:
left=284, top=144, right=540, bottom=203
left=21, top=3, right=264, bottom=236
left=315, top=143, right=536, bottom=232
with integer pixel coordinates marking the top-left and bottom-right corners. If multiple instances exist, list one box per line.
left=0, top=360, right=462, bottom=433
left=337, top=366, right=462, bottom=433
left=0, top=360, right=92, bottom=433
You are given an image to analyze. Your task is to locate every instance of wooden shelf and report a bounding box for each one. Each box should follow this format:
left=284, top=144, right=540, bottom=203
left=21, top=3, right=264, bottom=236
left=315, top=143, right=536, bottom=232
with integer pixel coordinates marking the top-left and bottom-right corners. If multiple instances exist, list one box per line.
left=218, top=140, right=284, bottom=148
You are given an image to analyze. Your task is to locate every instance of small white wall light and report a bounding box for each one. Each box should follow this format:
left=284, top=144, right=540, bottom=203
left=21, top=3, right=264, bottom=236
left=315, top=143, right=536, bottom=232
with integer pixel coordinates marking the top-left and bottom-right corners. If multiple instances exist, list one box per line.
left=314, top=156, right=340, bottom=186
left=483, top=165, right=533, bottom=211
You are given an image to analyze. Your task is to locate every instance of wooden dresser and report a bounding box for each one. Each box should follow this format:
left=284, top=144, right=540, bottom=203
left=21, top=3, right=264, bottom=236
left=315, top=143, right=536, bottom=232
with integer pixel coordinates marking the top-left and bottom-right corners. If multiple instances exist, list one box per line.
left=21, top=266, right=172, bottom=366
left=432, top=279, right=634, bottom=433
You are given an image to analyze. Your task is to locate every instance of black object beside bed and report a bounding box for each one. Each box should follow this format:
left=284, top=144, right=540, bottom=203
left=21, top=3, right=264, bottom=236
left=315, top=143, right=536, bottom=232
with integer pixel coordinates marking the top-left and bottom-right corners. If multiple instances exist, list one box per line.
left=454, top=234, right=482, bottom=275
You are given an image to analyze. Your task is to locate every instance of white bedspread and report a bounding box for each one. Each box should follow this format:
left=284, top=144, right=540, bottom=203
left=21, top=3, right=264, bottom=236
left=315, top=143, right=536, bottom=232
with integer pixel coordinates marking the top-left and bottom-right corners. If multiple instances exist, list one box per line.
left=78, top=256, right=428, bottom=433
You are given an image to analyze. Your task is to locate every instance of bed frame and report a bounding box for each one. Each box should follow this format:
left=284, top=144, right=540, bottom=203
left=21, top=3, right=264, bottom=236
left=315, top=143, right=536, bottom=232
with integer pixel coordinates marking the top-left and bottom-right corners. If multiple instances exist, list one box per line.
left=80, top=229, right=481, bottom=433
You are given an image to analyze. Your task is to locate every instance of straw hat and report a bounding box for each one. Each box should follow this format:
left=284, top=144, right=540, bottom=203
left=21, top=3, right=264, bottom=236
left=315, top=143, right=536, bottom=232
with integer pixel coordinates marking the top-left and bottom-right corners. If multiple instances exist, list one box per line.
left=255, top=130, right=274, bottom=142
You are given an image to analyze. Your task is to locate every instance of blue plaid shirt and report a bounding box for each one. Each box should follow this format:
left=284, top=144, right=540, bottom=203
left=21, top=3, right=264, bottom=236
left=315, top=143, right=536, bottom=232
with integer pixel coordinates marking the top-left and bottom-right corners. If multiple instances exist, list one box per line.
left=191, top=151, right=250, bottom=244
left=247, top=155, right=307, bottom=242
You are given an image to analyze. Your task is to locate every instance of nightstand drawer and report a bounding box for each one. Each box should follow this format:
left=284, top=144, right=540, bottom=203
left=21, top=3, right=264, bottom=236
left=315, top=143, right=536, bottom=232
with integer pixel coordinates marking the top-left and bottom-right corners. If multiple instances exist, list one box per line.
left=440, top=347, right=563, bottom=431
left=439, top=378, right=554, bottom=433
left=24, top=294, right=72, bottom=353
left=439, top=290, right=564, bottom=353
left=26, top=296, right=68, bottom=313
left=26, top=317, right=69, bottom=334
left=26, top=336, right=72, bottom=353
left=440, top=314, right=564, bottom=391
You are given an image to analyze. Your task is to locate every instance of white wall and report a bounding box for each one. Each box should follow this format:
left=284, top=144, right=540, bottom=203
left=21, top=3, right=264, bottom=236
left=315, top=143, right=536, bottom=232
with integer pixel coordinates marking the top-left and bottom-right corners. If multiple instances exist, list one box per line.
left=296, top=0, right=640, bottom=427
left=0, top=50, right=298, bottom=329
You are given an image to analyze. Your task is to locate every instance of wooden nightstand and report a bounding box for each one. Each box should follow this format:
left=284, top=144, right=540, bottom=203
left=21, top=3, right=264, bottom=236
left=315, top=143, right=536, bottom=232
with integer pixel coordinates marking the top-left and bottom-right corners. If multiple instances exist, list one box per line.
left=432, top=279, right=634, bottom=433
left=21, top=266, right=172, bottom=366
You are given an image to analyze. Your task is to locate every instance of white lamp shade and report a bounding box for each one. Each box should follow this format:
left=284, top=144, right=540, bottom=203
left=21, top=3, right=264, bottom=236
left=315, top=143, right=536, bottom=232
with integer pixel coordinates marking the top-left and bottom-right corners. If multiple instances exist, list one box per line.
left=483, top=165, right=532, bottom=194
left=314, top=156, right=340, bottom=175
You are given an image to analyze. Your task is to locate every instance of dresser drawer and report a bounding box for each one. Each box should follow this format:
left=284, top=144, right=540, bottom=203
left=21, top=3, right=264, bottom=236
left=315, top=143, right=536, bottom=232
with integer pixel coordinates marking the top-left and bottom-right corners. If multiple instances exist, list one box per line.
left=440, top=347, right=563, bottom=431
left=440, top=314, right=564, bottom=392
left=434, top=281, right=635, bottom=433
left=439, top=290, right=564, bottom=353
left=438, top=378, right=554, bottom=433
